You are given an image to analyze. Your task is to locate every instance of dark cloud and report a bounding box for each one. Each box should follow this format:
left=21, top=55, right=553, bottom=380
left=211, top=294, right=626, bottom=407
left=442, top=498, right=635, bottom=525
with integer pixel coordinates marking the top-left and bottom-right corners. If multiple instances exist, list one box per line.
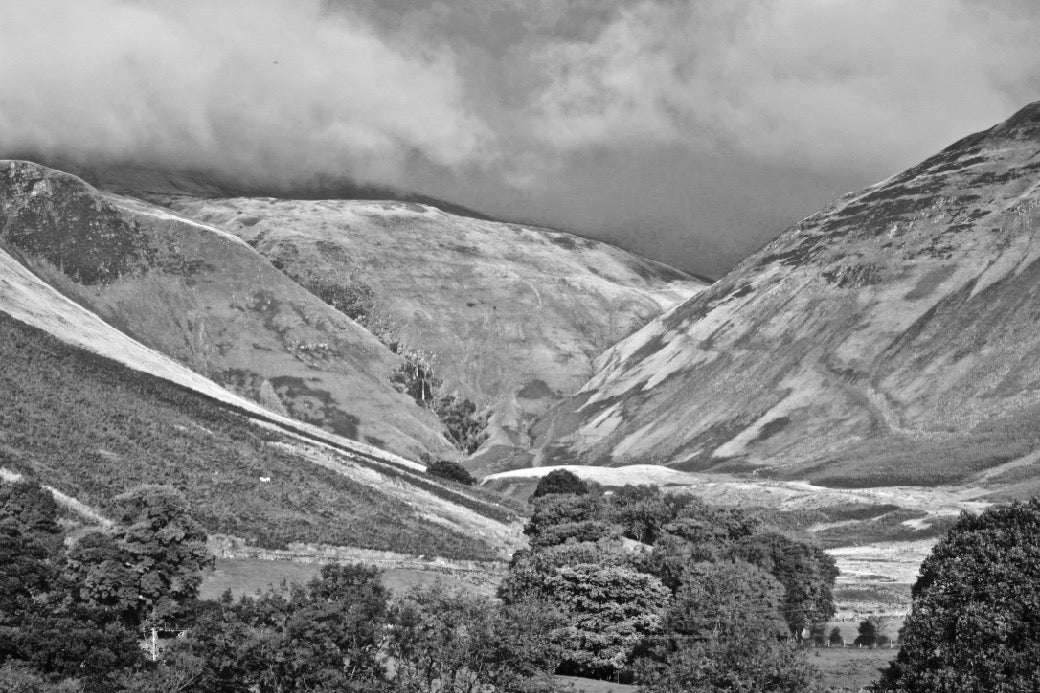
left=3, top=0, right=1039, bottom=276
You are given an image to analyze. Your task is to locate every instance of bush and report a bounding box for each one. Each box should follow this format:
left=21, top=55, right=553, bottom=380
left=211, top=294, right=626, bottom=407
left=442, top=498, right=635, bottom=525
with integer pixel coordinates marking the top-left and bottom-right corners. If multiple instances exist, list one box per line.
left=425, top=460, right=476, bottom=486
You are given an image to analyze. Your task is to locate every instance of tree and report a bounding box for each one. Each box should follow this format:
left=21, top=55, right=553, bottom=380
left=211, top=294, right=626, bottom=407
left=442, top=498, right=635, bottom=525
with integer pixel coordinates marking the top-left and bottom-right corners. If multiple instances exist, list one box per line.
left=531, top=470, right=589, bottom=499
left=109, top=486, right=212, bottom=624
left=873, top=500, right=1040, bottom=692
left=63, top=486, right=211, bottom=628
left=660, top=561, right=788, bottom=646
left=0, top=482, right=61, bottom=654
left=729, top=532, right=838, bottom=637
left=642, top=634, right=818, bottom=693
left=0, top=481, right=62, bottom=555
left=3, top=611, right=142, bottom=689
left=61, top=532, right=140, bottom=622
left=855, top=618, right=878, bottom=647
left=642, top=561, right=818, bottom=693
left=389, top=585, right=563, bottom=692
left=605, top=485, right=671, bottom=545
left=524, top=493, right=614, bottom=549
left=497, top=540, right=632, bottom=603
left=0, top=524, right=55, bottom=623
left=183, top=563, right=390, bottom=692
left=541, top=564, right=669, bottom=678
left=635, top=502, right=761, bottom=593
left=829, top=626, right=844, bottom=646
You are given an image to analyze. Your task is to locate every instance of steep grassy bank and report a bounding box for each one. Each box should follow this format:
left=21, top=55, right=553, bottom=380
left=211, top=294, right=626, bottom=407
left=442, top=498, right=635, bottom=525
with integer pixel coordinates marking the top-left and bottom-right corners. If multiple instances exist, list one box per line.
left=0, top=311, right=509, bottom=559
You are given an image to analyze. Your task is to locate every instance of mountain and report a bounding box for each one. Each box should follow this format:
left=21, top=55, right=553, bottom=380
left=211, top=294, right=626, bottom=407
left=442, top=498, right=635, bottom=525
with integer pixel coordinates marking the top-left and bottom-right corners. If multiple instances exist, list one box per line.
left=0, top=218, right=522, bottom=559
left=137, top=194, right=704, bottom=470
left=536, top=101, right=1040, bottom=492
left=0, top=160, right=454, bottom=460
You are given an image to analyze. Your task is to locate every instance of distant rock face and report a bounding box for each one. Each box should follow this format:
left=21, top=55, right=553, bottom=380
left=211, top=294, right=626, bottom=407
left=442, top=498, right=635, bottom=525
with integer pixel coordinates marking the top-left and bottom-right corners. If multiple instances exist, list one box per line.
left=152, top=196, right=704, bottom=469
left=538, top=102, right=1040, bottom=488
left=0, top=160, right=452, bottom=460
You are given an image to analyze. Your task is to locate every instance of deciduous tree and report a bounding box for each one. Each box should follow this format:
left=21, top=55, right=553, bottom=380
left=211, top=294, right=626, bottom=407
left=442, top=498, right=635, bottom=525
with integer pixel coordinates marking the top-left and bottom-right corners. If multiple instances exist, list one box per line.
left=531, top=469, right=589, bottom=499
left=873, top=500, right=1040, bottom=692
left=642, top=561, right=817, bottom=693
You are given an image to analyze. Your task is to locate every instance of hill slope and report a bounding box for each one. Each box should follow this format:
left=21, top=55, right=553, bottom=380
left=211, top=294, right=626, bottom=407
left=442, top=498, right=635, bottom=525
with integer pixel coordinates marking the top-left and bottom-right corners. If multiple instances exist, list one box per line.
left=149, top=195, right=705, bottom=470
left=0, top=160, right=454, bottom=460
left=538, top=101, right=1040, bottom=490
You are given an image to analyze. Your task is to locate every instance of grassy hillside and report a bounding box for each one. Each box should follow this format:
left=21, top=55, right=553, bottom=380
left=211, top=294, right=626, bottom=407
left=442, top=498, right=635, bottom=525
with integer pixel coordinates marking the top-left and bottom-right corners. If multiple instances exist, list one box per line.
left=0, top=311, right=515, bottom=559
left=0, top=160, right=455, bottom=461
left=159, top=196, right=704, bottom=471
left=535, top=102, right=1040, bottom=487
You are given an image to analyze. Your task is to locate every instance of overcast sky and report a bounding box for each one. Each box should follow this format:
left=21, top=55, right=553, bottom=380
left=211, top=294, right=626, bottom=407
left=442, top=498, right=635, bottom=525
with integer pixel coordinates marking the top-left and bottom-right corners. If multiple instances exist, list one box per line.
left=3, top=1, right=1039, bottom=277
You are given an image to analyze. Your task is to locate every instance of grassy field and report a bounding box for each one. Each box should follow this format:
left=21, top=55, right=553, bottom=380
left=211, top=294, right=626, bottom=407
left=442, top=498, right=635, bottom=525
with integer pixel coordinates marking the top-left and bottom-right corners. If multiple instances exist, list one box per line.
left=546, top=648, right=898, bottom=693
left=807, top=645, right=897, bottom=691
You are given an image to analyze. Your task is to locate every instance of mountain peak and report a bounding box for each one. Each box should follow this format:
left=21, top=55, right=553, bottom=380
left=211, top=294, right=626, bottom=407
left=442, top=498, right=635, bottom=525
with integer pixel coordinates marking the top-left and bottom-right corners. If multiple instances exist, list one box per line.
left=994, top=99, right=1040, bottom=137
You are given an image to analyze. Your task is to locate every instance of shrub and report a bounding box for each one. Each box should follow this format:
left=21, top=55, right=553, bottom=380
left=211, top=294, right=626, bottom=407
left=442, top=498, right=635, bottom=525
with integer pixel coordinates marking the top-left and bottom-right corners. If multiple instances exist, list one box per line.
left=425, top=460, right=476, bottom=486
left=303, top=277, right=376, bottom=324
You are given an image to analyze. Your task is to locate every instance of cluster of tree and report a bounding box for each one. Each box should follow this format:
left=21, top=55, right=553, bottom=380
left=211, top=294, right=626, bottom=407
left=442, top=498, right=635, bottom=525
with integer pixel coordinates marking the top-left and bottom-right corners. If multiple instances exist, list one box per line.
left=0, top=481, right=211, bottom=692
left=391, top=350, right=489, bottom=455
left=0, top=479, right=561, bottom=692
left=872, top=499, right=1040, bottom=692
left=498, top=470, right=834, bottom=690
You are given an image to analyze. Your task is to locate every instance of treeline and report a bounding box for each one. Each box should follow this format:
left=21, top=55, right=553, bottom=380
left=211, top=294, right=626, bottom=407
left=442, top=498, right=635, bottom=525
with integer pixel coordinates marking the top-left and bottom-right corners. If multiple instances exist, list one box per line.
left=0, top=482, right=211, bottom=692
left=1, top=473, right=837, bottom=691
left=0, top=479, right=558, bottom=692
left=500, top=470, right=837, bottom=689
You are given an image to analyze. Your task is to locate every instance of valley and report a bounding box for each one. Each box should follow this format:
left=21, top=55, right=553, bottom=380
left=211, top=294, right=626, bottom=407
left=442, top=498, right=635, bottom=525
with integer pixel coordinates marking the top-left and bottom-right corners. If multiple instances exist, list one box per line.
left=3, top=101, right=1040, bottom=691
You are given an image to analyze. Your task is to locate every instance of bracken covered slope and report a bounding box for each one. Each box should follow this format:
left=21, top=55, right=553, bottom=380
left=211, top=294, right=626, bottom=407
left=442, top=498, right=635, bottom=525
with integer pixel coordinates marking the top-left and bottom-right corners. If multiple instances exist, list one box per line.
left=152, top=196, right=705, bottom=470
left=0, top=188, right=522, bottom=557
left=0, top=160, right=453, bottom=460
left=539, top=101, right=1040, bottom=489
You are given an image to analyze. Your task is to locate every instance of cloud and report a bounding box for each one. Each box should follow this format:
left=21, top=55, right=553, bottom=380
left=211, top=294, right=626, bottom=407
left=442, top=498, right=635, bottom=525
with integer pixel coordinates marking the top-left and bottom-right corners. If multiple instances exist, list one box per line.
left=0, top=0, right=489, bottom=187
left=522, top=0, right=1040, bottom=175
left=2, top=0, right=1039, bottom=275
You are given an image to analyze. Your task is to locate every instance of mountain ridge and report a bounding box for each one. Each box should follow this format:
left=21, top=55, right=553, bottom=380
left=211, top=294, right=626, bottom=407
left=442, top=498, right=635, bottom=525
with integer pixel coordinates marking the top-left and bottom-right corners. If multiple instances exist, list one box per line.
left=534, top=100, right=1040, bottom=492
left=154, top=192, right=705, bottom=469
